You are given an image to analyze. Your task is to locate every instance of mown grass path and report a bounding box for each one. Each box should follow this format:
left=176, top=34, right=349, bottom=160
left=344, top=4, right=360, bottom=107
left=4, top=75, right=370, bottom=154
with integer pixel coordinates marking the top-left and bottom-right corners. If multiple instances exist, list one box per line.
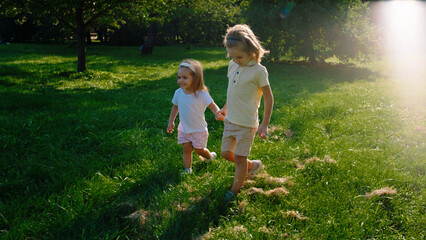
left=0, top=44, right=424, bottom=239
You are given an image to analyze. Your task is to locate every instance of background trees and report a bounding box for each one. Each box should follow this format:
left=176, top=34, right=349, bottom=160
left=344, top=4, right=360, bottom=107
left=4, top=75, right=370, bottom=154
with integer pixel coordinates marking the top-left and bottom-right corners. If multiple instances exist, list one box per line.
left=244, top=0, right=378, bottom=63
left=2, top=0, right=147, bottom=72
left=171, top=0, right=240, bottom=49
left=1, top=0, right=379, bottom=71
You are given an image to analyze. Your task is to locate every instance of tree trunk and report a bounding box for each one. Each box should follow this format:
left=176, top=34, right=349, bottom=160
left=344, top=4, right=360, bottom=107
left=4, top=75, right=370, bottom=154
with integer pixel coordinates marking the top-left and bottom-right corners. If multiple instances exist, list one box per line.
left=76, top=5, right=87, bottom=72
left=86, top=31, right=92, bottom=45
left=97, top=28, right=105, bottom=43
left=141, top=22, right=157, bottom=55
left=305, top=36, right=317, bottom=65
left=185, top=39, right=192, bottom=50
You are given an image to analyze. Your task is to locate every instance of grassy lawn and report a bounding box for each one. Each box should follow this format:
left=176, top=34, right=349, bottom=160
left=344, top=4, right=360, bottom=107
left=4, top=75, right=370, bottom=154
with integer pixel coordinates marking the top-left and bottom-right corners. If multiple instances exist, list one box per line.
left=0, top=44, right=424, bottom=239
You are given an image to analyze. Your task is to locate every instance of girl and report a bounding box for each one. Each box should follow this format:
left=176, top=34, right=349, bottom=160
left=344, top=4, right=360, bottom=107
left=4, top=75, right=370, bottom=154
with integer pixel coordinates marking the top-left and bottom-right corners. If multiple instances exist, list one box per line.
left=167, top=59, right=224, bottom=174
left=218, top=24, right=274, bottom=200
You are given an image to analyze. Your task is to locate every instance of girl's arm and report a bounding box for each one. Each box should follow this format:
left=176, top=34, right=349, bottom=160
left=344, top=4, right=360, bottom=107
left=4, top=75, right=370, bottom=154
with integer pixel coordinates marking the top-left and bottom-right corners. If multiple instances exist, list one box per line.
left=208, top=102, right=225, bottom=121
left=167, top=105, right=179, bottom=133
left=258, top=85, right=274, bottom=139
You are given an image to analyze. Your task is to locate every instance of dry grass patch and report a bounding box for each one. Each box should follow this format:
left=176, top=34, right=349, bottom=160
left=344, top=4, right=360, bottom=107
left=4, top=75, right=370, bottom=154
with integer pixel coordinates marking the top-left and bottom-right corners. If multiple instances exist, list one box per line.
left=258, top=226, right=275, bottom=234
left=247, top=187, right=264, bottom=195
left=284, top=129, right=294, bottom=138
left=125, top=209, right=161, bottom=223
left=365, top=187, right=397, bottom=198
left=269, top=125, right=294, bottom=140
left=266, top=177, right=293, bottom=186
left=232, top=225, right=248, bottom=233
left=244, top=179, right=256, bottom=187
left=265, top=187, right=289, bottom=196
left=251, top=173, right=294, bottom=187
left=282, top=210, right=309, bottom=221
left=247, top=187, right=289, bottom=196
left=238, top=200, right=247, bottom=214
left=269, top=125, right=284, bottom=132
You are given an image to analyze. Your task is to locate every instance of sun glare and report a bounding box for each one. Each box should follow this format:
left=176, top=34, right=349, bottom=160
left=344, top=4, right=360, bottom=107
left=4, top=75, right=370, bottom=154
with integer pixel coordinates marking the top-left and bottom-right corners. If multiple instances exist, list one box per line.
left=374, top=0, right=426, bottom=113
left=377, top=1, right=426, bottom=78
left=381, top=1, right=426, bottom=55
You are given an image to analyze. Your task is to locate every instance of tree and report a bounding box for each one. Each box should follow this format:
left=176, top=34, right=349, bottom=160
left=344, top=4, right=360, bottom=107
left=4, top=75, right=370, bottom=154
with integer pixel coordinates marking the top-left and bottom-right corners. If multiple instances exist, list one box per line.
left=171, top=0, right=240, bottom=49
left=244, top=0, right=379, bottom=64
left=0, top=14, right=36, bottom=42
left=139, top=0, right=174, bottom=55
left=3, top=0, right=146, bottom=72
left=140, top=0, right=241, bottom=54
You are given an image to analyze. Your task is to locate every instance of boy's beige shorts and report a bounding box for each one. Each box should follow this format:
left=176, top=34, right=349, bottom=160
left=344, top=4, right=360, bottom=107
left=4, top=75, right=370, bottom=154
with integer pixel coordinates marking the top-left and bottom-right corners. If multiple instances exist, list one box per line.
left=221, top=120, right=257, bottom=157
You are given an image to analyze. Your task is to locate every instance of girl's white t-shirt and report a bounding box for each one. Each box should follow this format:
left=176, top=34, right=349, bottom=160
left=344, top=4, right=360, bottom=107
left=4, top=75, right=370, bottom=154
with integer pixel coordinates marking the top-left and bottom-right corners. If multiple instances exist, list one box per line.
left=172, top=89, right=213, bottom=133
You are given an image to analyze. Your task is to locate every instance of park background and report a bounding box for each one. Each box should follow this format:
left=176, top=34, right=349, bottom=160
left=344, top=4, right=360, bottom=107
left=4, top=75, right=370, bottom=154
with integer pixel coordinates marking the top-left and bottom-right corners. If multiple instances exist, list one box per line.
left=1, top=0, right=425, bottom=239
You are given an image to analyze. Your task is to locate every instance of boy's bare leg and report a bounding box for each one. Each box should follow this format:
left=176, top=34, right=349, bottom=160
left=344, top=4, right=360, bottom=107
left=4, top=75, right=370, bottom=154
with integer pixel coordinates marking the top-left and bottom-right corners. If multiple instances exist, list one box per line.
left=182, top=142, right=193, bottom=169
left=222, top=151, right=254, bottom=170
left=230, top=154, right=249, bottom=195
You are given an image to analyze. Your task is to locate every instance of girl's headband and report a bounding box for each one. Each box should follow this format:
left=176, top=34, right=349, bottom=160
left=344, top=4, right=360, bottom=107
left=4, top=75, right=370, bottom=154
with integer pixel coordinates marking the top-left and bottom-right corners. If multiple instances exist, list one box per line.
left=179, top=62, right=196, bottom=73
left=226, top=37, right=241, bottom=41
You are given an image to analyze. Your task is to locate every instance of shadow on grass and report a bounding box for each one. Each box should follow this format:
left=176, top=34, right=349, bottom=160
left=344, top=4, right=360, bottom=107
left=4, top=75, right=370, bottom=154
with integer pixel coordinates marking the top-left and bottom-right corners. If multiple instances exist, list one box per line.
left=45, top=154, right=231, bottom=239
left=47, top=161, right=181, bottom=239
left=159, top=191, right=225, bottom=239
left=0, top=65, right=39, bottom=87
left=47, top=176, right=231, bottom=239
left=0, top=80, right=174, bottom=199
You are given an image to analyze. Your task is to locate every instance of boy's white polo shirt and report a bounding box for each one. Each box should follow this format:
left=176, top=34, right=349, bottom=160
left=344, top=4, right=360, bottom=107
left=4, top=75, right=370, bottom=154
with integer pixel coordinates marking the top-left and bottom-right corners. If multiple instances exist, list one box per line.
left=225, top=60, right=269, bottom=128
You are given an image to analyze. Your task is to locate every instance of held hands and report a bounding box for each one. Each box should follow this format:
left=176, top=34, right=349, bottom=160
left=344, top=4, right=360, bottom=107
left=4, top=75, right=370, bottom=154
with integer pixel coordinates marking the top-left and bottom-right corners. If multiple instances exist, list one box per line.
left=167, top=122, right=175, bottom=133
left=209, top=103, right=225, bottom=121
left=215, top=108, right=226, bottom=121
left=215, top=112, right=225, bottom=121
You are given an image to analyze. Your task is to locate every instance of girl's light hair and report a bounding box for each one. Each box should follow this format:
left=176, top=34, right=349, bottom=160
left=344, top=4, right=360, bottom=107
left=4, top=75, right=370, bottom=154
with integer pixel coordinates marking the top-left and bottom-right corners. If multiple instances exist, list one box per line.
left=179, top=59, right=208, bottom=95
left=223, top=24, right=269, bottom=63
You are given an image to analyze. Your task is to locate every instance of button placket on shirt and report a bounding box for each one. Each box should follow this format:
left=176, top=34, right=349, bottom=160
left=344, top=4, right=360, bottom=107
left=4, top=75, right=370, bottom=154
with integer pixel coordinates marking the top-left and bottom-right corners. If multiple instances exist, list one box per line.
left=233, top=61, right=256, bottom=86
left=233, top=67, right=241, bottom=86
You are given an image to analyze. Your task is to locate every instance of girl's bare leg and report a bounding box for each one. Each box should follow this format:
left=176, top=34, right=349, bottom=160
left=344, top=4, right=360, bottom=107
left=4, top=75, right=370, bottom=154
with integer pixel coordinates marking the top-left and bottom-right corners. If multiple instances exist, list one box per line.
left=194, top=148, right=212, bottom=159
left=182, top=142, right=193, bottom=169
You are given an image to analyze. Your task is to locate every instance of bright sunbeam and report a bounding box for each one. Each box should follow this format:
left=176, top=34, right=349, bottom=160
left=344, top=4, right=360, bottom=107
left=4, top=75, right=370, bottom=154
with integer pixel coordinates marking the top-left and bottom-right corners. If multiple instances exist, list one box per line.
left=377, top=0, right=426, bottom=79
left=382, top=1, right=426, bottom=56
left=373, top=0, right=426, bottom=111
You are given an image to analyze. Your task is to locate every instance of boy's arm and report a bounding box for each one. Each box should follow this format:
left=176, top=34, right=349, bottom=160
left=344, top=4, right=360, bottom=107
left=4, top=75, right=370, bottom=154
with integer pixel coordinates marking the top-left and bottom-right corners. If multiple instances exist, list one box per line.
left=258, top=85, right=274, bottom=139
left=167, top=105, right=179, bottom=133
left=208, top=102, right=225, bottom=121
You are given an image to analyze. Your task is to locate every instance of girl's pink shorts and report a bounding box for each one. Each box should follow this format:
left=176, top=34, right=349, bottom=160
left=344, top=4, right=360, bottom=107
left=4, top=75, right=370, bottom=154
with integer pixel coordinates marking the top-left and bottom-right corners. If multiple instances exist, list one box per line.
left=178, top=131, right=208, bottom=149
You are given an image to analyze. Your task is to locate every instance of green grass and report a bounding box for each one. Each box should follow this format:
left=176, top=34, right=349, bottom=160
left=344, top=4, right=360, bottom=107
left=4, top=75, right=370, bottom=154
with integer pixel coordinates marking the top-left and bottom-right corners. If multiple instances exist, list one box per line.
left=0, top=44, right=424, bottom=239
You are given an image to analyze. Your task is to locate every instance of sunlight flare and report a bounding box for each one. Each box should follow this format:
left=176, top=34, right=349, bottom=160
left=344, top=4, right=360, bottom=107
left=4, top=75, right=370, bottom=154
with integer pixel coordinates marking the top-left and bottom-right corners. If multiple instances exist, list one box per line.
left=374, top=0, right=426, bottom=117
left=378, top=0, right=426, bottom=79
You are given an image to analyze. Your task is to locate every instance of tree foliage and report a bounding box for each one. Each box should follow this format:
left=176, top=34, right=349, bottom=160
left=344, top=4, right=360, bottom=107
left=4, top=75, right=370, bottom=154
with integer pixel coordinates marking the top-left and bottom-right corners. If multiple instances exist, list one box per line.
left=140, top=0, right=241, bottom=54
left=244, top=0, right=379, bottom=63
left=171, top=0, right=241, bottom=47
left=1, top=0, right=380, bottom=66
left=2, top=0, right=148, bottom=71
